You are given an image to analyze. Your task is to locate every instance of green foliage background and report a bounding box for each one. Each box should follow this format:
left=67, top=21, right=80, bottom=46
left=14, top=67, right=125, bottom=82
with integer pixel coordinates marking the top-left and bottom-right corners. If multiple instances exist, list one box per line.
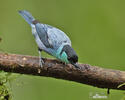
left=0, top=0, right=125, bottom=100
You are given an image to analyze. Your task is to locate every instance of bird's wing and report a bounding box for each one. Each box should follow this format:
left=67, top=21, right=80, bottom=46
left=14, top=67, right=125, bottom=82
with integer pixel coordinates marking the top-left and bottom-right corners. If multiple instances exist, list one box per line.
left=35, top=23, right=53, bottom=48
left=35, top=23, right=71, bottom=49
left=45, top=24, right=71, bottom=49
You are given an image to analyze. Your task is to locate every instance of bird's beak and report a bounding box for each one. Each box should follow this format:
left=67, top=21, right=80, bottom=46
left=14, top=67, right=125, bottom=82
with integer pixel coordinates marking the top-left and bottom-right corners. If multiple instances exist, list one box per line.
left=71, top=62, right=80, bottom=69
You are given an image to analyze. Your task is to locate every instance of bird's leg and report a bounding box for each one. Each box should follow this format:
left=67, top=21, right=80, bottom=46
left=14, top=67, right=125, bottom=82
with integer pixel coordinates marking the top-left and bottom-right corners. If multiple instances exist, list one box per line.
left=38, top=48, right=44, bottom=67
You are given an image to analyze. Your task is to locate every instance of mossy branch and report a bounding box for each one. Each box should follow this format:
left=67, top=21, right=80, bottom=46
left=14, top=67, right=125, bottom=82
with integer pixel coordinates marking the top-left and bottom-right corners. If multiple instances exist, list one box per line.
left=0, top=53, right=125, bottom=90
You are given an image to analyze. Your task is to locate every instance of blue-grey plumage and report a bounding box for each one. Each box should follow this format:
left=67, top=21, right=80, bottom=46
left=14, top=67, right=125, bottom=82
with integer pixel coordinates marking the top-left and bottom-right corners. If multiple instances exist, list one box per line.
left=18, top=10, right=79, bottom=68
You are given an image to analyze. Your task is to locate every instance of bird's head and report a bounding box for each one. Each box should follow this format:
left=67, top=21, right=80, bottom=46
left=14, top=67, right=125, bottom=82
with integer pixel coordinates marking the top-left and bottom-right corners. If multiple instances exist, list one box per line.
left=60, top=45, right=79, bottom=68
left=67, top=54, right=78, bottom=65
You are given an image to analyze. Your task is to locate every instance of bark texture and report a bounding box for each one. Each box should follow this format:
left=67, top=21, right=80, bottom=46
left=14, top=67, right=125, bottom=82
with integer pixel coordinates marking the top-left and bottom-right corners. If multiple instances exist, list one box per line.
left=0, top=53, right=125, bottom=90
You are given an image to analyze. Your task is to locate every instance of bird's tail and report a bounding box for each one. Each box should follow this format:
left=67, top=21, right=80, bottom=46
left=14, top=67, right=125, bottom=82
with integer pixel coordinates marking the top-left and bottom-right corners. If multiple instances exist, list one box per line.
left=18, top=10, right=35, bottom=25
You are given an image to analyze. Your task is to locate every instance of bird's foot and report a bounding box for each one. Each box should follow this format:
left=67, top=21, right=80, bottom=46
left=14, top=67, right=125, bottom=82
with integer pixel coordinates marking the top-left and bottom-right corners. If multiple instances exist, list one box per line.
left=39, top=57, right=44, bottom=68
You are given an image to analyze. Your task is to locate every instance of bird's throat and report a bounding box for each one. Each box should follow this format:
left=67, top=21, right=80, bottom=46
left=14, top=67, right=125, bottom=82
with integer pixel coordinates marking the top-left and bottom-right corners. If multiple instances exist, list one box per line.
left=55, top=45, right=69, bottom=63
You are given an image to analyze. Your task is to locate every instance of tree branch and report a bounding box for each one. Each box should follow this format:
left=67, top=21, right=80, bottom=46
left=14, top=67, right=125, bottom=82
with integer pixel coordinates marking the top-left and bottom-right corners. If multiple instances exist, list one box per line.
left=0, top=53, right=125, bottom=90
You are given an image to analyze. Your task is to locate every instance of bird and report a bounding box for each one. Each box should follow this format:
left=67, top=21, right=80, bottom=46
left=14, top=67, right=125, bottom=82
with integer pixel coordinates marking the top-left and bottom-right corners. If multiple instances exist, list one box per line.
left=18, top=10, right=80, bottom=68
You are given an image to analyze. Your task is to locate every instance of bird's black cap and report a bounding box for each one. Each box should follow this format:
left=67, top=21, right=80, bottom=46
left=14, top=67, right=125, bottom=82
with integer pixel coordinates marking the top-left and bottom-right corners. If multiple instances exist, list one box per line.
left=61, top=45, right=78, bottom=68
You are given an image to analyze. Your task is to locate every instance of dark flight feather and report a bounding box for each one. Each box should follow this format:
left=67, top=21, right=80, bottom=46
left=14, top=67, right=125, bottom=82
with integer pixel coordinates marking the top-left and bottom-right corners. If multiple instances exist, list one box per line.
left=35, top=23, right=53, bottom=48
